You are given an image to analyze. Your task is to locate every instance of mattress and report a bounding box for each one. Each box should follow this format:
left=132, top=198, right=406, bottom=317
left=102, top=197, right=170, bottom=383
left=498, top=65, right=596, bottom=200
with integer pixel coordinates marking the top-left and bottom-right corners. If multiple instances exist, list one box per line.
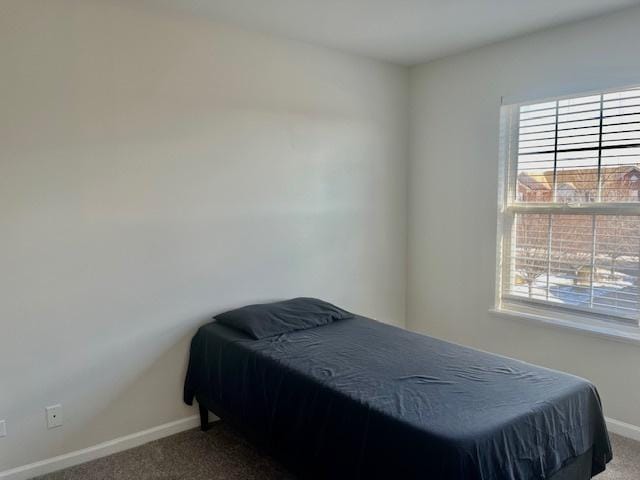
left=184, top=315, right=611, bottom=479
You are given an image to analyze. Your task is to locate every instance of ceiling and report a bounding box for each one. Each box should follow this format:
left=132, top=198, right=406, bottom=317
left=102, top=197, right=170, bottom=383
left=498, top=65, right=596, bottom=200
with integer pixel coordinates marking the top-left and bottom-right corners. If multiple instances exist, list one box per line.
left=147, top=0, right=640, bottom=65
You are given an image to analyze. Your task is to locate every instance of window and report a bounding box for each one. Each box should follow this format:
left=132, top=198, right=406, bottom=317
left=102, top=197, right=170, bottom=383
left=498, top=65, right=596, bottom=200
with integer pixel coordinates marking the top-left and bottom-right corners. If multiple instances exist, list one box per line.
left=497, top=86, right=640, bottom=326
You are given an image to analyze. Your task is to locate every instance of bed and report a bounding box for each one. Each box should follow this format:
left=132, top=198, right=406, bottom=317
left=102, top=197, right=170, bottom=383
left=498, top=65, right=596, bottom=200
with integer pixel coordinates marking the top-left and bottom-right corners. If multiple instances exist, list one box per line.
left=184, top=312, right=612, bottom=479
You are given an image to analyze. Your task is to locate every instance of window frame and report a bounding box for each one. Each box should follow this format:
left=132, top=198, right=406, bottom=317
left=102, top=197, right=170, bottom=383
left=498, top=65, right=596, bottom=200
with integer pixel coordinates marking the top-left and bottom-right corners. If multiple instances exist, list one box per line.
left=496, top=85, right=640, bottom=328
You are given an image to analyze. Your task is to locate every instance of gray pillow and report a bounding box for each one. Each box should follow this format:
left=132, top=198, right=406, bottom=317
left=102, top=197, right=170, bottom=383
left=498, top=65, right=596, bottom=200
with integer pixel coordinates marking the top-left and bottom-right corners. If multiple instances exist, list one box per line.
left=214, top=297, right=353, bottom=339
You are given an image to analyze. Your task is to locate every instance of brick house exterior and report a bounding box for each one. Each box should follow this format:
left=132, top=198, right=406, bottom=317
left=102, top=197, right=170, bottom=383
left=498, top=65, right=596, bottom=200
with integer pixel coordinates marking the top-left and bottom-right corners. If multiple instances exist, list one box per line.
left=517, top=166, right=640, bottom=203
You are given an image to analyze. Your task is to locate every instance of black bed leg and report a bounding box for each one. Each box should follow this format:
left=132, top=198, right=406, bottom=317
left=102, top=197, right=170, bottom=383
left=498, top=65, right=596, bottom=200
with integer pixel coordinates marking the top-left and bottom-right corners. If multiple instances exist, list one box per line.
left=199, top=401, right=211, bottom=431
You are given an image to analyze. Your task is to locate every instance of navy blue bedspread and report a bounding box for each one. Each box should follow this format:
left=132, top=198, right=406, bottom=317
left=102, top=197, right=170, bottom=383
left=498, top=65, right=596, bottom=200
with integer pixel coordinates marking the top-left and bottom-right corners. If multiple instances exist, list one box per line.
left=184, top=316, right=611, bottom=479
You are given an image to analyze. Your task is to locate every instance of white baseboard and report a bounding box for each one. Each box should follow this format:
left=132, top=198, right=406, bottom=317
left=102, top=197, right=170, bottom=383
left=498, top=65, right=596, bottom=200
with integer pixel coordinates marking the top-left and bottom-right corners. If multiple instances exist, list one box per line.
left=606, top=416, right=640, bottom=442
left=0, top=415, right=210, bottom=480
left=0, top=414, right=635, bottom=480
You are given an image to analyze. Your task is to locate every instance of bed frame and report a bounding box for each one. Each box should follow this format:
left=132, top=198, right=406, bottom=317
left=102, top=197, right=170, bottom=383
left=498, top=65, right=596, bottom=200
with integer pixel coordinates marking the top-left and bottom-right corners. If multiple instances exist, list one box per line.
left=199, top=401, right=211, bottom=431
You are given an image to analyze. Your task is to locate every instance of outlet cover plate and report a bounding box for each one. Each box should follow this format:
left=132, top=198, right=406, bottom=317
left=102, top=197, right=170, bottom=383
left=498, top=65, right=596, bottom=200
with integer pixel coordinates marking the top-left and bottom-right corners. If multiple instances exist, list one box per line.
left=0, top=420, right=6, bottom=437
left=46, top=405, right=63, bottom=429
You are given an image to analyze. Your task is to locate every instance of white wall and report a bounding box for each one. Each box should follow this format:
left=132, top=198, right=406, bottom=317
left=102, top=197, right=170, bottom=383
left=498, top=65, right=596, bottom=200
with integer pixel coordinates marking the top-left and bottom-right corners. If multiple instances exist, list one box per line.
left=0, top=0, right=408, bottom=470
left=408, top=6, right=640, bottom=429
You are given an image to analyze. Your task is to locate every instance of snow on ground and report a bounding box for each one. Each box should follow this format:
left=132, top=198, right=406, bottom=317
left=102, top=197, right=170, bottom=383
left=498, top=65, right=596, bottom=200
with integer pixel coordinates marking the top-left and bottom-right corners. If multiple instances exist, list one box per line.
left=512, top=270, right=637, bottom=310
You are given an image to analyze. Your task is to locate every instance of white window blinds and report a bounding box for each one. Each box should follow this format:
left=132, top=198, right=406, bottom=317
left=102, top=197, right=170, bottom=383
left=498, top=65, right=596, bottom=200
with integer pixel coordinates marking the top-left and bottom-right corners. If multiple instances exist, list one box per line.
left=498, top=86, right=640, bottom=325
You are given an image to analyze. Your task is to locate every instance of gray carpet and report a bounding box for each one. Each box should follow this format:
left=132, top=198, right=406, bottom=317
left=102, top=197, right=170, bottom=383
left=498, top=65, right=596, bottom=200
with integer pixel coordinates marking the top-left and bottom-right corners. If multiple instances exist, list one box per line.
left=35, top=422, right=639, bottom=479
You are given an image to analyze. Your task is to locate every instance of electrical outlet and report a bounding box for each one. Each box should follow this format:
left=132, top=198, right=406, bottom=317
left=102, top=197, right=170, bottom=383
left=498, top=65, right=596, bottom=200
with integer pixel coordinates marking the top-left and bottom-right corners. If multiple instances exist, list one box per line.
left=46, top=405, right=63, bottom=429
left=0, top=420, right=6, bottom=437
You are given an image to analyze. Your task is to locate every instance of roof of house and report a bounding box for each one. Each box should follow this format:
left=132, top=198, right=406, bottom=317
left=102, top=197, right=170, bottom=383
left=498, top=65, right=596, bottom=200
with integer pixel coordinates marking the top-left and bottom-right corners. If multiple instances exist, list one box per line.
left=518, top=166, right=640, bottom=191
left=518, top=172, right=551, bottom=191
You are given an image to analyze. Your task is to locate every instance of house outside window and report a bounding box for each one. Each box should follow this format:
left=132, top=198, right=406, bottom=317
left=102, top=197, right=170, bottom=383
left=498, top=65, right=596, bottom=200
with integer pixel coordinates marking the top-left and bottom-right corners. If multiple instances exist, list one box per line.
left=497, top=86, right=640, bottom=327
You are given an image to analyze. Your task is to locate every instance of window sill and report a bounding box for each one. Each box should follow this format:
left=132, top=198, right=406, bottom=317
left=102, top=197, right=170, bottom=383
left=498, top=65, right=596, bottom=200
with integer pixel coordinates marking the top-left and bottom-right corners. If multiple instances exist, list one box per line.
left=490, top=306, right=640, bottom=346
